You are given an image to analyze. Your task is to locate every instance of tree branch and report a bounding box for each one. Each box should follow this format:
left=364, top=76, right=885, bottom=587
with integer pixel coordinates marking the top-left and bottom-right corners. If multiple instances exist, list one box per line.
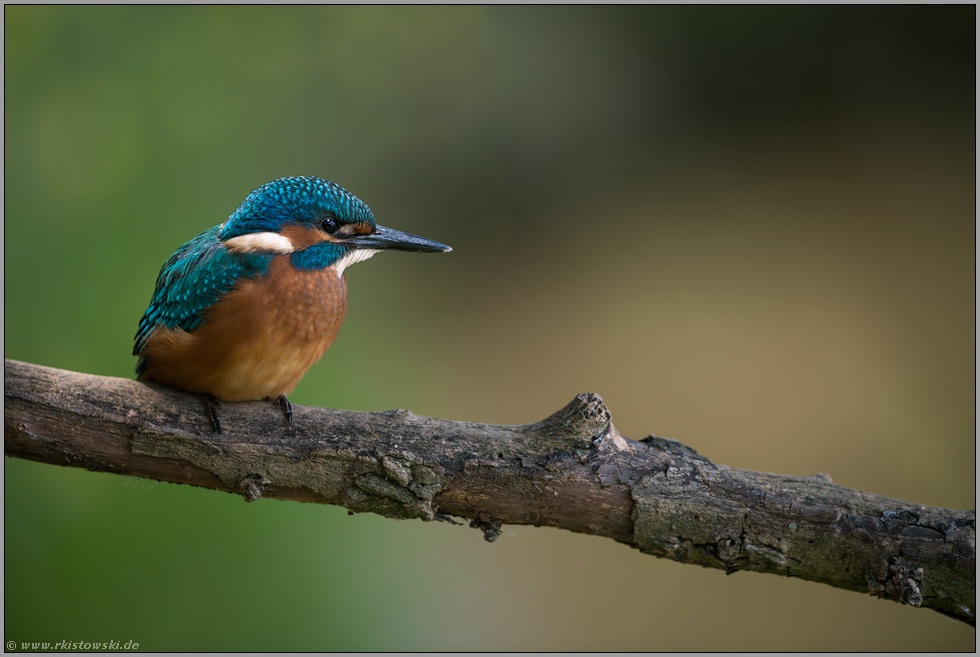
left=4, top=358, right=974, bottom=625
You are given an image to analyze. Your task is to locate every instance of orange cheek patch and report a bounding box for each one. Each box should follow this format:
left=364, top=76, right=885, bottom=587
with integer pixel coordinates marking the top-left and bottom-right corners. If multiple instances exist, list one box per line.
left=347, top=221, right=374, bottom=236
left=280, top=224, right=334, bottom=248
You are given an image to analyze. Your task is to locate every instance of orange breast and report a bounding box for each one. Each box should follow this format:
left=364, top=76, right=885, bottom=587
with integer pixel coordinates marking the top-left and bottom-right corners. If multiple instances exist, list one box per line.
left=140, top=256, right=348, bottom=401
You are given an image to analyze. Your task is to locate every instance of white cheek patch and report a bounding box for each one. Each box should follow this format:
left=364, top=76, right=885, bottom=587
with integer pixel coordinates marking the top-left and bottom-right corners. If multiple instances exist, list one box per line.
left=223, top=232, right=295, bottom=254
left=334, top=249, right=379, bottom=277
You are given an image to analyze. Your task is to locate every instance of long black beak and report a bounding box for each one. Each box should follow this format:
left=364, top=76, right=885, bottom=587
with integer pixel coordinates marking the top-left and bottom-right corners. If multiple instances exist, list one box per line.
left=347, top=224, right=452, bottom=253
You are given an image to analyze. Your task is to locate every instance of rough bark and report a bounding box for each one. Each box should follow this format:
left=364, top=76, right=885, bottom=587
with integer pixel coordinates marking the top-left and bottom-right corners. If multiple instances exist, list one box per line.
left=4, top=358, right=975, bottom=626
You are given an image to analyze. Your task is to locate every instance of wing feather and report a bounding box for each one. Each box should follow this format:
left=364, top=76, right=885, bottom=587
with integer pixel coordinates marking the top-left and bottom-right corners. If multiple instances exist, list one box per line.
left=133, top=226, right=273, bottom=356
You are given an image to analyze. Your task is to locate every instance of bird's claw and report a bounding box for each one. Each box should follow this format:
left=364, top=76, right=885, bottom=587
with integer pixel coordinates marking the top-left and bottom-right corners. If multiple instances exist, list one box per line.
left=273, top=395, right=293, bottom=423
left=199, top=393, right=222, bottom=433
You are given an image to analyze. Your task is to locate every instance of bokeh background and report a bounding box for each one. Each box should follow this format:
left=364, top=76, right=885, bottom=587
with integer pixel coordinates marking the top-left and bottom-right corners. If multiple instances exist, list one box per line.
left=4, top=6, right=975, bottom=651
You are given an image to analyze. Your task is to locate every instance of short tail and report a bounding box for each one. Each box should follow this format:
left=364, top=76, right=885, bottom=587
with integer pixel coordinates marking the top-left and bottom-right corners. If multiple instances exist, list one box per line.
left=135, top=354, right=148, bottom=379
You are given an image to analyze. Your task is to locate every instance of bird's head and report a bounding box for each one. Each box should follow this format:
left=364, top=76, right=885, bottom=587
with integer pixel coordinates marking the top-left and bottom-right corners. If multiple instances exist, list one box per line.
left=217, top=176, right=450, bottom=273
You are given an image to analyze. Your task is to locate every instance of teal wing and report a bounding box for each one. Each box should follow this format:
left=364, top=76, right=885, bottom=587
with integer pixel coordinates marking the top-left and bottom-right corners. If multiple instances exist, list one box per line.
left=133, top=226, right=273, bottom=359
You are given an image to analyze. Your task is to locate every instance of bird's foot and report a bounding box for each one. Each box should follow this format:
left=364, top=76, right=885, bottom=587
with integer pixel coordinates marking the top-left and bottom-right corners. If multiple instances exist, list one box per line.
left=198, top=393, right=222, bottom=433
left=272, top=395, right=293, bottom=423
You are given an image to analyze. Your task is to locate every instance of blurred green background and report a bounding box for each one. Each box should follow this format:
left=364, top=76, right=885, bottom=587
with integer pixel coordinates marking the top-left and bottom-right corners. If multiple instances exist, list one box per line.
left=4, top=5, right=975, bottom=651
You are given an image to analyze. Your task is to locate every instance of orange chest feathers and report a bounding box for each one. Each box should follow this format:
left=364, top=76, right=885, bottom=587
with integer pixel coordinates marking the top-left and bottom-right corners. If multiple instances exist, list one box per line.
left=142, top=255, right=348, bottom=401
left=206, top=255, right=349, bottom=399
left=238, top=255, right=350, bottom=350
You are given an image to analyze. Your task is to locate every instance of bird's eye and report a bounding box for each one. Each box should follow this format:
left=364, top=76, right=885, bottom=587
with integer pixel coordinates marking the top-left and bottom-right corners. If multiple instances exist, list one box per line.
left=321, top=217, right=339, bottom=234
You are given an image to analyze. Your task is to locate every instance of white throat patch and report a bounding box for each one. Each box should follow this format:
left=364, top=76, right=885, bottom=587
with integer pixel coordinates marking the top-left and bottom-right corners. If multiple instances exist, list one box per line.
left=334, top=249, right=379, bottom=278
left=223, top=232, right=295, bottom=254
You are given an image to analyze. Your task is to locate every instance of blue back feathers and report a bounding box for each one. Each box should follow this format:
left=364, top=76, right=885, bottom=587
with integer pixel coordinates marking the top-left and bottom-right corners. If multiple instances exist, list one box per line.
left=134, top=177, right=373, bottom=362
left=133, top=226, right=273, bottom=356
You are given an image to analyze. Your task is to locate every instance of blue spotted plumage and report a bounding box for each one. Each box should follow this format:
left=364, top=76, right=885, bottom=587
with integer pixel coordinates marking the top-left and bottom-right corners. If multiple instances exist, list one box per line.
left=134, top=176, right=451, bottom=432
left=218, top=177, right=376, bottom=241
left=134, top=226, right=273, bottom=362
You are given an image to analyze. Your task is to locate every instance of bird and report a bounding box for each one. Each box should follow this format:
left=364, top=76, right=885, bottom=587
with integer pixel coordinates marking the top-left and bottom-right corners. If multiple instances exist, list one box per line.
left=134, top=176, right=451, bottom=433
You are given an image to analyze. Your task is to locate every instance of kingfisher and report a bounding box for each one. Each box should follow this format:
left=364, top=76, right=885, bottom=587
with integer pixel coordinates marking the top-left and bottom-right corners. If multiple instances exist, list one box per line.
left=134, top=176, right=451, bottom=433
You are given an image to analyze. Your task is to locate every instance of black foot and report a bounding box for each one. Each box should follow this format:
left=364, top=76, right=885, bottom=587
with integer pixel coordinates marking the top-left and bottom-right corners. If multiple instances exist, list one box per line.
left=273, top=395, right=293, bottom=423
left=199, top=393, right=222, bottom=433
